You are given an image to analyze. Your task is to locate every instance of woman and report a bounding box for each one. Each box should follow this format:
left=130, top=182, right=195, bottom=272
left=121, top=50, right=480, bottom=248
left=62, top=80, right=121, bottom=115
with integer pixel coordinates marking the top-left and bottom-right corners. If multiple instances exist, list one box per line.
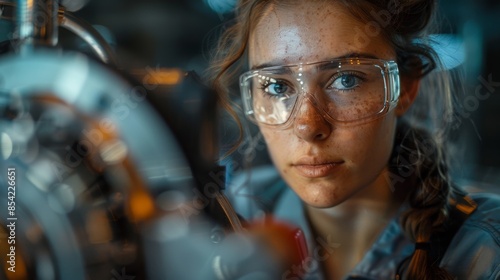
left=210, top=0, right=500, bottom=279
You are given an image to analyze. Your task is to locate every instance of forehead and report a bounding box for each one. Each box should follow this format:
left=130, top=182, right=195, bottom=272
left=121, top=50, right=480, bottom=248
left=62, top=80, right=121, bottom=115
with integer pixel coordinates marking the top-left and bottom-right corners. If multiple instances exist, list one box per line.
left=248, top=1, right=395, bottom=68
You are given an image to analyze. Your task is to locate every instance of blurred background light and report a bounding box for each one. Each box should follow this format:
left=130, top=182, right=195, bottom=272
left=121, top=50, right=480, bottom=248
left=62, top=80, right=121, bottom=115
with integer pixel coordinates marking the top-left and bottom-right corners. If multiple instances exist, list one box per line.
left=204, top=0, right=236, bottom=15
left=430, top=34, right=465, bottom=71
left=1, top=132, right=13, bottom=159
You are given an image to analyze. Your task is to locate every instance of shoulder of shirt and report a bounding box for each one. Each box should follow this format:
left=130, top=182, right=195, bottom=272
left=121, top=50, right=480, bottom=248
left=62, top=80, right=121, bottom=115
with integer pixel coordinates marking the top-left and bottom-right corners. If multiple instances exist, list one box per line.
left=440, top=192, right=500, bottom=279
left=463, top=192, right=500, bottom=239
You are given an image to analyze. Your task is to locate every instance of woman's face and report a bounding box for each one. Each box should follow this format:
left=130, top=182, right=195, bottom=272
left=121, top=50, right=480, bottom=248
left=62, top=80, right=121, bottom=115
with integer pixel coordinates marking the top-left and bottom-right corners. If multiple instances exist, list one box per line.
left=248, top=1, right=401, bottom=208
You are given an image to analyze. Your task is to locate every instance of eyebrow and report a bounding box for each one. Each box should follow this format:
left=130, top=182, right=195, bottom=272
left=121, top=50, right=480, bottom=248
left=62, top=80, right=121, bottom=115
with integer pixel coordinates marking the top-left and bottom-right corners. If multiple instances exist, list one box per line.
left=251, top=52, right=380, bottom=70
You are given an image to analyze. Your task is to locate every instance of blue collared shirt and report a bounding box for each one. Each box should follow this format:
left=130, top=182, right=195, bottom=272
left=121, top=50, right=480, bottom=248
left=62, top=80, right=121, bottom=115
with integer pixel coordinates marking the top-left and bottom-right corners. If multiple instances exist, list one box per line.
left=227, top=166, right=500, bottom=279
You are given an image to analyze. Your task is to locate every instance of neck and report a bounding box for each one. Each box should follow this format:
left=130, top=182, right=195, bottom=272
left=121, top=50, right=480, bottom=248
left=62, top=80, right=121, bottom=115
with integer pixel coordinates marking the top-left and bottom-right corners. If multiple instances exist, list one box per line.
left=304, top=167, right=409, bottom=278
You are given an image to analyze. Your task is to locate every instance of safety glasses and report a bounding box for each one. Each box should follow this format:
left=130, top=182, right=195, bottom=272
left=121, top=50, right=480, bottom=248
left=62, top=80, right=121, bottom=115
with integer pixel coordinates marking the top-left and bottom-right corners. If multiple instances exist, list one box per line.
left=240, top=58, right=400, bottom=126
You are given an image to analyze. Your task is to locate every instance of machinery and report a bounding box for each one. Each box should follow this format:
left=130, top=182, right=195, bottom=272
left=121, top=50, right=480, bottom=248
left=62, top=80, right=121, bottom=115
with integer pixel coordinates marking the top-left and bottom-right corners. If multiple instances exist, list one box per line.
left=0, top=1, right=295, bottom=279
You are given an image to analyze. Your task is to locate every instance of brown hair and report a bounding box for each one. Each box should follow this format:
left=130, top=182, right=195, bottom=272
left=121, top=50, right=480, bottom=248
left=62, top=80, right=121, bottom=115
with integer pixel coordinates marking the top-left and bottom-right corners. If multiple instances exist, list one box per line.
left=208, top=0, right=455, bottom=279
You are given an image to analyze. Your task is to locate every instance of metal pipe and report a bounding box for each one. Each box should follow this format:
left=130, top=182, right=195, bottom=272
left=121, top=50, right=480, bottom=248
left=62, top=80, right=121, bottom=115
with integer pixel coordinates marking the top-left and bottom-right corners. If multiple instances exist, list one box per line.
left=1, top=1, right=116, bottom=65
left=60, top=11, right=118, bottom=66
left=16, top=0, right=58, bottom=51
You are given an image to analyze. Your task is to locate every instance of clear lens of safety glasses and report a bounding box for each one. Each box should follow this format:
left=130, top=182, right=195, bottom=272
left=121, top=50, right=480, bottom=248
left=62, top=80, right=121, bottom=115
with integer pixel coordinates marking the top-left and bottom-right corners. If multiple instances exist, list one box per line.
left=239, top=58, right=400, bottom=126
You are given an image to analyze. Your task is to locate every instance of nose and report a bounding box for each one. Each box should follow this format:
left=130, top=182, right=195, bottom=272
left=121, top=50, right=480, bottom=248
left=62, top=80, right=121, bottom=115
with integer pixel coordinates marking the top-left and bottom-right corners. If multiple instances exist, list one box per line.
left=292, top=96, right=332, bottom=142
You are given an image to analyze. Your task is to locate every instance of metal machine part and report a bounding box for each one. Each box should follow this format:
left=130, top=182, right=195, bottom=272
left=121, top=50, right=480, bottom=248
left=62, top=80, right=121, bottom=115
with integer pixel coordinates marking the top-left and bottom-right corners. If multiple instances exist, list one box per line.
left=0, top=50, right=265, bottom=280
left=16, top=0, right=58, bottom=49
left=0, top=0, right=117, bottom=65
left=0, top=1, right=289, bottom=279
left=0, top=51, right=194, bottom=279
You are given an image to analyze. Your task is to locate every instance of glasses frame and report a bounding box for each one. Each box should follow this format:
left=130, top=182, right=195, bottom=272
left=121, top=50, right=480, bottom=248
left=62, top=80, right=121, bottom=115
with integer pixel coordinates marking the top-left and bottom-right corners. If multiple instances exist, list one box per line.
left=239, top=58, right=400, bottom=127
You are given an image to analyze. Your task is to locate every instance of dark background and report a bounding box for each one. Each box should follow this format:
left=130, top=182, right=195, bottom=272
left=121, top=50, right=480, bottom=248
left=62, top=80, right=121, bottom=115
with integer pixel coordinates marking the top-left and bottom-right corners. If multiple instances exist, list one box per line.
left=1, top=0, right=499, bottom=190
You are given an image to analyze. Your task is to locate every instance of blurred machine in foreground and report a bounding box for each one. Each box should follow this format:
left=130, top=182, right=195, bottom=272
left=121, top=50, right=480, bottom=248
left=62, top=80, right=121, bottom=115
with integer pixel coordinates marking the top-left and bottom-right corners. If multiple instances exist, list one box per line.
left=0, top=1, right=306, bottom=279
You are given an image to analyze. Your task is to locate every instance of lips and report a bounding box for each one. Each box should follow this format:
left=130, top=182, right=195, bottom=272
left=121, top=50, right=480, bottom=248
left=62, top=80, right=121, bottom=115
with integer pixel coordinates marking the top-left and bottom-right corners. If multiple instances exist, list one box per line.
left=292, top=158, right=344, bottom=178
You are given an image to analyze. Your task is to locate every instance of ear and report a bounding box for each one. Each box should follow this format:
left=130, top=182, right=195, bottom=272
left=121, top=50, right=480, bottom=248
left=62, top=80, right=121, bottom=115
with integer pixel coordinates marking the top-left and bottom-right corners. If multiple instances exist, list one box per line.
left=396, top=75, right=420, bottom=116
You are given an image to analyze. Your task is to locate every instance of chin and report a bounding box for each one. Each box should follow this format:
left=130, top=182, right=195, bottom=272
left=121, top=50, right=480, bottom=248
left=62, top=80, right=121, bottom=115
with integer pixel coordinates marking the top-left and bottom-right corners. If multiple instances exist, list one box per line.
left=296, top=183, right=350, bottom=208
left=303, top=198, right=347, bottom=209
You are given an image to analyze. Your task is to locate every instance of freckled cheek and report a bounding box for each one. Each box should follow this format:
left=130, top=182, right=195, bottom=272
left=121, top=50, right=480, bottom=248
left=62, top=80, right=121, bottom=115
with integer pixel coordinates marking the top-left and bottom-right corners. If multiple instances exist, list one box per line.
left=342, top=91, right=383, bottom=116
left=342, top=120, right=390, bottom=160
left=359, top=120, right=395, bottom=166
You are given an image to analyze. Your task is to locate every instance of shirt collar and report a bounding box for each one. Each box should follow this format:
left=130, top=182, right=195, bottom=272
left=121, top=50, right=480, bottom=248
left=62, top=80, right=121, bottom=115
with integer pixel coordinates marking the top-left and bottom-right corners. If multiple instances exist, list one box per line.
left=274, top=187, right=415, bottom=280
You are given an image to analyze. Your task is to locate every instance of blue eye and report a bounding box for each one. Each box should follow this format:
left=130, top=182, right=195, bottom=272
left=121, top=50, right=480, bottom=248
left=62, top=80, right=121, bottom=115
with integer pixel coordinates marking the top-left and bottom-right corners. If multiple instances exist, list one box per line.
left=331, top=73, right=362, bottom=90
left=341, top=75, right=356, bottom=88
left=266, top=83, right=289, bottom=95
